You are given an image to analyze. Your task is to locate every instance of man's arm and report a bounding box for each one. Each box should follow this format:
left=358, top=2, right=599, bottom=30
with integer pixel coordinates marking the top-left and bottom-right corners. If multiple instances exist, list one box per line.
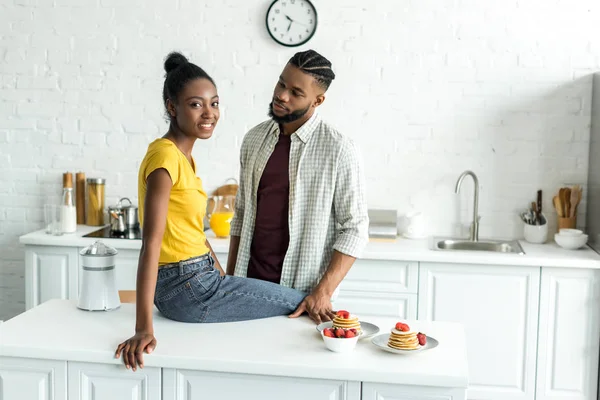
left=226, top=141, right=247, bottom=275
left=290, top=141, right=369, bottom=323
left=226, top=236, right=240, bottom=275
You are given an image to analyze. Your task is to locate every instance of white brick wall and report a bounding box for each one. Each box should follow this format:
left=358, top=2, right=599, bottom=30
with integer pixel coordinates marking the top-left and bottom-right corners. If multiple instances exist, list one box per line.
left=1, top=0, right=598, bottom=320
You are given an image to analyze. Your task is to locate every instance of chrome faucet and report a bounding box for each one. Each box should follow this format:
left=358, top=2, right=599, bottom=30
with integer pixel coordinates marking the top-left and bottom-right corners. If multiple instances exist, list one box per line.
left=455, top=170, right=480, bottom=242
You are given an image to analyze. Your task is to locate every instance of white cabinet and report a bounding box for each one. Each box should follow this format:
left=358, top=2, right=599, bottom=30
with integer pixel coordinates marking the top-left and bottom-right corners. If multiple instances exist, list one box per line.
left=334, top=293, right=418, bottom=319
left=25, top=246, right=79, bottom=310
left=112, top=248, right=140, bottom=291
left=335, top=260, right=419, bottom=318
left=68, top=362, right=161, bottom=400
left=535, top=268, right=600, bottom=400
left=162, top=369, right=361, bottom=400
left=362, top=382, right=466, bottom=400
left=340, top=260, right=418, bottom=293
left=418, top=263, right=540, bottom=400
left=0, top=357, right=67, bottom=400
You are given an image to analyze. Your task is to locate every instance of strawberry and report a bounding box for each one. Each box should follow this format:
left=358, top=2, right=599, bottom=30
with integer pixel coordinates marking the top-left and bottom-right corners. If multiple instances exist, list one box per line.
left=335, top=328, right=345, bottom=338
left=417, top=332, right=427, bottom=346
left=323, top=328, right=335, bottom=338
left=350, top=328, right=358, bottom=334
left=395, top=322, right=410, bottom=332
left=345, top=330, right=356, bottom=338
left=336, top=310, right=350, bottom=319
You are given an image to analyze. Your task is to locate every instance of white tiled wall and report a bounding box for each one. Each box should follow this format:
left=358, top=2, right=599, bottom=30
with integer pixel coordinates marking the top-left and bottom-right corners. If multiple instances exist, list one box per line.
left=0, top=0, right=598, bottom=320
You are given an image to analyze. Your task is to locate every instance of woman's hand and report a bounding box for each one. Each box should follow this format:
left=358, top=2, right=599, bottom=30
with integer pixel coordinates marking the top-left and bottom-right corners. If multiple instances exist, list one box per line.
left=115, top=332, right=157, bottom=371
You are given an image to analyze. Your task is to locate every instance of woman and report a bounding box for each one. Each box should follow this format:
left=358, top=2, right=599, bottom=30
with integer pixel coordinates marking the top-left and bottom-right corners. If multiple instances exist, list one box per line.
left=115, top=52, right=306, bottom=371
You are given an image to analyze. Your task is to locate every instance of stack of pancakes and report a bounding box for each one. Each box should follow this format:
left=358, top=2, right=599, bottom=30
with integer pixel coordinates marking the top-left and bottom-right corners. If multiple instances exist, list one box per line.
left=332, top=314, right=361, bottom=332
left=387, top=329, right=421, bottom=350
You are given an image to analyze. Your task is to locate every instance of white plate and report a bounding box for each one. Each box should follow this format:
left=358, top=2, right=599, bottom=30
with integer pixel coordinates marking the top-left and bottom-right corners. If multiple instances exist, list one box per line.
left=316, top=321, right=380, bottom=340
left=371, top=333, right=439, bottom=354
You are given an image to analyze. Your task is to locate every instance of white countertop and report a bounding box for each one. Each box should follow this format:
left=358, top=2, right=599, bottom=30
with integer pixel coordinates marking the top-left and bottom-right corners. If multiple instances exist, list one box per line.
left=19, top=225, right=600, bottom=269
left=0, top=299, right=469, bottom=388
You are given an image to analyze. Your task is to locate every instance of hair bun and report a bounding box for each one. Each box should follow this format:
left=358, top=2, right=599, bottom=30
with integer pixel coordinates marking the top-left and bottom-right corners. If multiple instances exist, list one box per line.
left=164, top=52, right=189, bottom=74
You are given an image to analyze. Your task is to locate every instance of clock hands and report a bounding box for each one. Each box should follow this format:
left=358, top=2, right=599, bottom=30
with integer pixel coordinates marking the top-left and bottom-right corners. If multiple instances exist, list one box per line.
left=284, top=14, right=308, bottom=30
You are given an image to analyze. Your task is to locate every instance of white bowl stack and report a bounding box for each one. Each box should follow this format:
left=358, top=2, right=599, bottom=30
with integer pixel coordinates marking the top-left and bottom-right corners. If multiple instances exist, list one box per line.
left=554, top=229, right=588, bottom=250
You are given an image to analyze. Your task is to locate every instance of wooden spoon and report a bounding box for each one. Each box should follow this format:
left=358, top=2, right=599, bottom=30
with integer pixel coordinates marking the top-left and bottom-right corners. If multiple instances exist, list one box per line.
left=574, top=186, right=583, bottom=216
left=553, top=195, right=563, bottom=218
left=569, top=187, right=579, bottom=217
left=564, top=187, right=571, bottom=218
left=558, top=188, right=568, bottom=218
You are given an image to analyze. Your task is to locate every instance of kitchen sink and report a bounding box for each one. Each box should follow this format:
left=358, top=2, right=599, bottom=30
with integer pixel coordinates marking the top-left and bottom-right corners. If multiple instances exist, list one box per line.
left=433, top=238, right=525, bottom=255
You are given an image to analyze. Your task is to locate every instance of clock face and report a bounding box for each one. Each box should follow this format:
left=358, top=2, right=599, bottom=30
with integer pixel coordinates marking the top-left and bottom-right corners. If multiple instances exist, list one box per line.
left=266, top=0, right=317, bottom=47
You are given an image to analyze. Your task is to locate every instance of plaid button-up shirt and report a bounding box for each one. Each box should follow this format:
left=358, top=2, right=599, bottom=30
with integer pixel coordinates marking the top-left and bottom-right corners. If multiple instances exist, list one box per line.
left=230, top=112, right=369, bottom=292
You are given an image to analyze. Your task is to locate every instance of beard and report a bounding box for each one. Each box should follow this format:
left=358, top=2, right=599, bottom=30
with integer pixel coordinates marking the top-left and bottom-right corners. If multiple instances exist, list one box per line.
left=268, top=101, right=311, bottom=124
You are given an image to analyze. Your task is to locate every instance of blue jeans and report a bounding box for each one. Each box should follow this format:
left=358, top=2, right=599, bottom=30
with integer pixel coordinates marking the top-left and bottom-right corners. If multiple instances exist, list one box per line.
left=154, top=254, right=307, bottom=323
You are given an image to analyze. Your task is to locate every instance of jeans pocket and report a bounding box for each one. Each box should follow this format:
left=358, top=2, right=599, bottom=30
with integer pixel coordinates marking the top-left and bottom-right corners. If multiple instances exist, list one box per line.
left=155, top=280, right=210, bottom=323
left=189, top=268, right=219, bottom=301
left=155, top=271, right=194, bottom=303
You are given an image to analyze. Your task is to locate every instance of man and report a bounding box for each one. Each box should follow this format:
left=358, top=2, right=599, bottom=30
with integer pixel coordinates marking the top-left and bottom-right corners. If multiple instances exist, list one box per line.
left=226, top=49, right=369, bottom=324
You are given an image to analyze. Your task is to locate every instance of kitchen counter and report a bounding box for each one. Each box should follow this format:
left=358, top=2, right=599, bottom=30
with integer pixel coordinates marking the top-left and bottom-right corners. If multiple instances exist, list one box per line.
left=0, top=299, right=469, bottom=389
left=19, top=225, right=600, bottom=269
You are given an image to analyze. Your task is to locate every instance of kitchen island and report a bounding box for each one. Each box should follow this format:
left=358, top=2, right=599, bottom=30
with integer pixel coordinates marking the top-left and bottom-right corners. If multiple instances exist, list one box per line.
left=0, top=299, right=468, bottom=400
left=17, top=226, right=600, bottom=400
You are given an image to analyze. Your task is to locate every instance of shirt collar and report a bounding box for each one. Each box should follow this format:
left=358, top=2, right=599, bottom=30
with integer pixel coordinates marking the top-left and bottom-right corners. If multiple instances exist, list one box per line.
left=268, top=111, right=321, bottom=143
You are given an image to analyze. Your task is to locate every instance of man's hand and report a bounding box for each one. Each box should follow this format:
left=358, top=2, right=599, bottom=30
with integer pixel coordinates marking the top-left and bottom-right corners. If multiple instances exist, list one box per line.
left=289, top=289, right=335, bottom=324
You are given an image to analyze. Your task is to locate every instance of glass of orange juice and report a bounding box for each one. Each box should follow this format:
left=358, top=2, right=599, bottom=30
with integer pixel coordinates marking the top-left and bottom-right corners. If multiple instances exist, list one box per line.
left=208, top=195, right=235, bottom=238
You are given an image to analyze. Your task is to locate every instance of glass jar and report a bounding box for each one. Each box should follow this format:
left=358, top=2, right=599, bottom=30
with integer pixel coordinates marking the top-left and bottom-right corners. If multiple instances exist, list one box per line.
left=86, top=178, right=106, bottom=226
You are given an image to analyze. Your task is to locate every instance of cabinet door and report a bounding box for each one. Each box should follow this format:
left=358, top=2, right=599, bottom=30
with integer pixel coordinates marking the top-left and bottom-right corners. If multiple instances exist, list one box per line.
left=339, top=260, right=418, bottom=294
left=362, top=382, right=466, bottom=400
left=25, top=246, right=79, bottom=310
left=162, top=369, right=360, bottom=400
left=0, top=357, right=67, bottom=400
left=68, top=362, right=160, bottom=400
left=536, top=268, right=600, bottom=400
left=418, top=263, right=540, bottom=400
left=334, top=292, right=418, bottom=319
left=112, top=249, right=140, bottom=291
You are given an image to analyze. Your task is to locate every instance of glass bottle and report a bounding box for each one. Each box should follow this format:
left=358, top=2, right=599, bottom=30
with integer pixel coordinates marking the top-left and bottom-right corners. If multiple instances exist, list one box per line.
left=61, top=172, right=77, bottom=233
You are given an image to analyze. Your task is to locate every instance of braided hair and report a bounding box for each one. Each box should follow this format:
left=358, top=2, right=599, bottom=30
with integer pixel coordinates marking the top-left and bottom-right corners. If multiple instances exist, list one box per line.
left=288, top=49, right=336, bottom=91
left=162, top=52, right=216, bottom=120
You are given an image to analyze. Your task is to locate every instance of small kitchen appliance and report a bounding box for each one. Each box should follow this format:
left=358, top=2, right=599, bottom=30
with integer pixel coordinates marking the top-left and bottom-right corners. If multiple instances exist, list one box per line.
left=368, top=209, right=398, bottom=240
left=77, top=240, right=121, bottom=311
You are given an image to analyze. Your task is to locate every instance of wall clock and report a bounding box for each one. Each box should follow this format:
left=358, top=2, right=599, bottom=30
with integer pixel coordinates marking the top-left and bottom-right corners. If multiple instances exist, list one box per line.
left=266, top=0, right=317, bottom=47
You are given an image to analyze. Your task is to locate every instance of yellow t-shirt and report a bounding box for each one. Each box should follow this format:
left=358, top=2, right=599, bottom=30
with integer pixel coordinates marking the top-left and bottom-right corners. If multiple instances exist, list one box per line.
left=138, top=138, right=210, bottom=265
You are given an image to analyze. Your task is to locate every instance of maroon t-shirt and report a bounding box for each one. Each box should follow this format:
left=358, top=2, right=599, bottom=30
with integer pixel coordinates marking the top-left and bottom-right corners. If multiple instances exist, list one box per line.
left=247, top=133, right=291, bottom=283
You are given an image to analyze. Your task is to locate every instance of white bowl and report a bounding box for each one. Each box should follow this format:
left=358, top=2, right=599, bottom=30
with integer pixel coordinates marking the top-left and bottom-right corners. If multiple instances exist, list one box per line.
left=554, top=233, right=588, bottom=250
left=558, top=229, right=583, bottom=237
left=321, top=331, right=359, bottom=353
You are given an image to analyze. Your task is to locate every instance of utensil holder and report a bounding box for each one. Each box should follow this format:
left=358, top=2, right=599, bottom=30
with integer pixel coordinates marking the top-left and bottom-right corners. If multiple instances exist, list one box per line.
left=557, top=216, right=576, bottom=232
left=523, top=219, right=548, bottom=244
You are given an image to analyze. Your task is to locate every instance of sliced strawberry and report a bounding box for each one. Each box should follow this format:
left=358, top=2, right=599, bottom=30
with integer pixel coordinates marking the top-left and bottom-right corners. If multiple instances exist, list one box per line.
left=417, top=332, right=427, bottom=346
left=395, top=322, right=410, bottom=332
left=323, top=328, right=335, bottom=338
left=345, top=330, right=356, bottom=338
left=336, top=310, right=350, bottom=319
left=335, top=328, right=346, bottom=338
